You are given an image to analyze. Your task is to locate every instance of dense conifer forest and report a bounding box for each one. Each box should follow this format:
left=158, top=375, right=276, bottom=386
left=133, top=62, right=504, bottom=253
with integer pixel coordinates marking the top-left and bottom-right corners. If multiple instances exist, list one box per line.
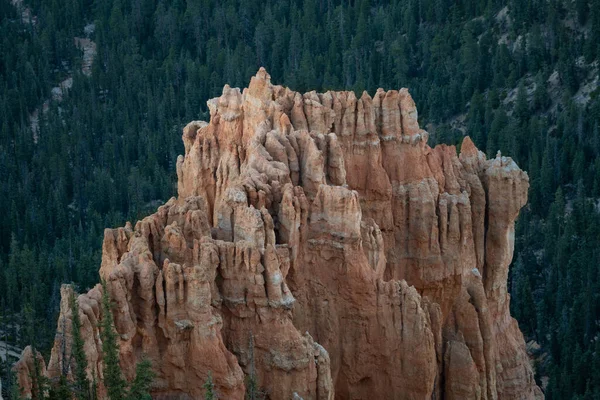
left=1, top=0, right=600, bottom=398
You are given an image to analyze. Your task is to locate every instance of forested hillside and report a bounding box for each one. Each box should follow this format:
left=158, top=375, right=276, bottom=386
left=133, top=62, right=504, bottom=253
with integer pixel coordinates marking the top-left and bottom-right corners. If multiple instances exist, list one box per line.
left=1, top=0, right=599, bottom=398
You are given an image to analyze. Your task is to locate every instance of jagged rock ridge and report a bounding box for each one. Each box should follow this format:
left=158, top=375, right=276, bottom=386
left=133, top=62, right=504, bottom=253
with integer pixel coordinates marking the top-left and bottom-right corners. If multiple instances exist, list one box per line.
left=16, top=68, right=543, bottom=400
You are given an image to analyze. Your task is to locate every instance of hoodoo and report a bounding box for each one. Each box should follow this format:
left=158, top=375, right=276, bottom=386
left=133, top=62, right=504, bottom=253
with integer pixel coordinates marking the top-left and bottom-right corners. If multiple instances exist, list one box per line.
left=17, top=69, right=543, bottom=399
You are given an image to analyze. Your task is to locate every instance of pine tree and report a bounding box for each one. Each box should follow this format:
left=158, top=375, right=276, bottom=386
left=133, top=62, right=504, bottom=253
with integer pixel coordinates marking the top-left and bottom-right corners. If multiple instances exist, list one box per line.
left=576, top=0, right=589, bottom=25
left=99, top=280, right=126, bottom=400
left=125, top=358, right=154, bottom=400
left=9, top=372, right=24, bottom=400
left=29, top=347, right=49, bottom=400
left=70, top=290, right=90, bottom=400
left=203, top=371, right=216, bottom=400
left=246, top=333, right=258, bottom=400
left=48, top=375, right=72, bottom=400
left=531, top=73, right=546, bottom=111
left=245, top=333, right=264, bottom=400
left=514, top=80, right=529, bottom=123
left=23, top=304, right=49, bottom=400
left=91, top=370, right=98, bottom=400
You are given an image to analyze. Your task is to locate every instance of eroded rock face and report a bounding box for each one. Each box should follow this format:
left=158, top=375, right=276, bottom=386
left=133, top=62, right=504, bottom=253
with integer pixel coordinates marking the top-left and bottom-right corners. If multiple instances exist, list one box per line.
left=17, top=69, right=542, bottom=400
left=14, top=346, right=47, bottom=398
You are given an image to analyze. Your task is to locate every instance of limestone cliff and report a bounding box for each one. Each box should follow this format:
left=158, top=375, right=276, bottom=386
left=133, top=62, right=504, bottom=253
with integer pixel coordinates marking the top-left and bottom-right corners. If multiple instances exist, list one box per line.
left=16, top=69, right=543, bottom=400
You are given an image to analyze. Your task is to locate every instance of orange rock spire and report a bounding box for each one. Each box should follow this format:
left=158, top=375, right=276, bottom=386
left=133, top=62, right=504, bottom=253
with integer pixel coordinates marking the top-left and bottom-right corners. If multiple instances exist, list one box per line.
left=17, top=69, right=542, bottom=400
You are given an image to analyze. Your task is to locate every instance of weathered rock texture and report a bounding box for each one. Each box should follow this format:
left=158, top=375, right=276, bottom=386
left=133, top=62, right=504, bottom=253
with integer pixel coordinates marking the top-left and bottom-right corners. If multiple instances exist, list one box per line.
left=17, top=69, right=543, bottom=400
left=14, top=346, right=48, bottom=398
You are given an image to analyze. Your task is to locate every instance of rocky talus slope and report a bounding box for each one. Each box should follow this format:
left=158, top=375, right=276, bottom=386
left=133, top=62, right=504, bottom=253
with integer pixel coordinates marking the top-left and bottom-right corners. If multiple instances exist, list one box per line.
left=16, top=69, right=543, bottom=400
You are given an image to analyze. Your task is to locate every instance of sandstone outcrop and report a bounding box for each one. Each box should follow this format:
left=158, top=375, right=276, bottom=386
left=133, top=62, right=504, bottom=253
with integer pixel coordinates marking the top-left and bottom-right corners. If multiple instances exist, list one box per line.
left=17, top=69, right=543, bottom=399
left=14, top=346, right=47, bottom=397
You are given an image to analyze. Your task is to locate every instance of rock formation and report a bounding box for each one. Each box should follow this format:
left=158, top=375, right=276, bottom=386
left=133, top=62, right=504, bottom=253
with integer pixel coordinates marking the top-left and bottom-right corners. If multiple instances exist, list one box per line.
left=14, top=346, right=47, bottom=397
left=16, top=69, right=543, bottom=399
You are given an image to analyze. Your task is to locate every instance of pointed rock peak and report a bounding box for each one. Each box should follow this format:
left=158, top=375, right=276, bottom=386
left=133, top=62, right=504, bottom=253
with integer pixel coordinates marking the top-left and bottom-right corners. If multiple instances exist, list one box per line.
left=373, top=88, right=385, bottom=105
left=347, top=90, right=357, bottom=102
left=460, top=136, right=479, bottom=158
left=459, top=135, right=486, bottom=172
left=399, top=88, right=416, bottom=106
left=246, top=67, right=273, bottom=104
left=255, top=67, right=271, bottom=82
left=384, top=89, right=398, bottom=99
